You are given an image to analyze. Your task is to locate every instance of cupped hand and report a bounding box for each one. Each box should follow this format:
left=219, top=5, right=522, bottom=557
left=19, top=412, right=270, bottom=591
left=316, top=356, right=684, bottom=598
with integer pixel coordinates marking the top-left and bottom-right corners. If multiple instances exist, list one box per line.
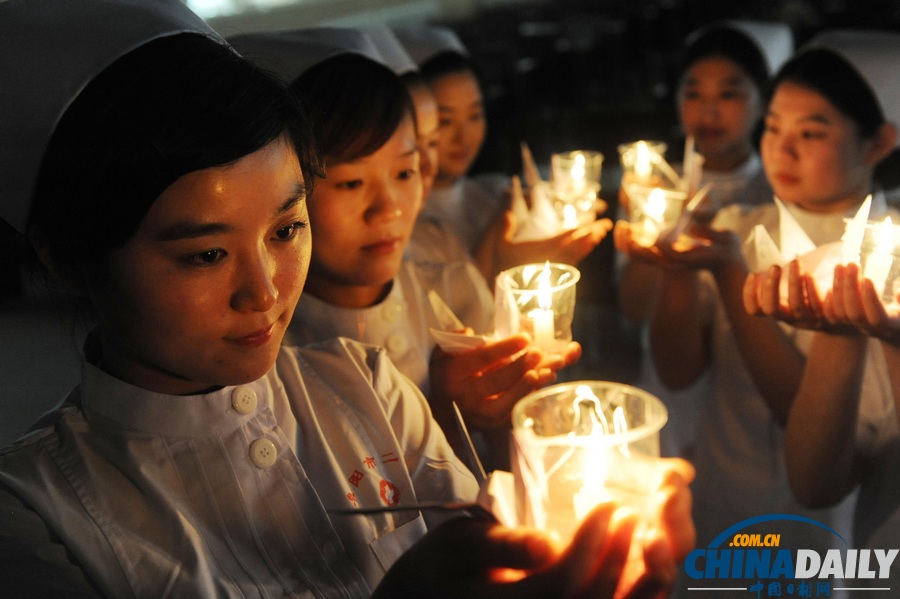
left=614, top=458, right=696, bottom=599
left=373, top=457, right=696, bottom=599
left=827, top=263, right=900, bottom=343
left=372, top=504, right=636, bottom=599
left=742, top=260, right=831, bottom=330
left=429, top=334, right=582, bottom=432
left=615, top=220, right=739, bottom=274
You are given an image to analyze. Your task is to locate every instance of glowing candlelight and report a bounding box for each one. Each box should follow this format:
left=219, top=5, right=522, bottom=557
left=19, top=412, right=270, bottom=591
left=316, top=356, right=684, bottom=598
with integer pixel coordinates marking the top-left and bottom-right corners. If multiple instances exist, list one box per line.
left=495, top=263, right=580, bottom=355
left=562, top=204, right=578, bottom=229
left=632, top=188, right=667, bottom=246
left=528, top=263, right=555, bottom=350
left=864, top=217, right=895, bottom=296
left=511, top=381, right=668, bottom=541
left=570, top=152, right=586, bottom=192
left=635, top=141, right=652, bottom=183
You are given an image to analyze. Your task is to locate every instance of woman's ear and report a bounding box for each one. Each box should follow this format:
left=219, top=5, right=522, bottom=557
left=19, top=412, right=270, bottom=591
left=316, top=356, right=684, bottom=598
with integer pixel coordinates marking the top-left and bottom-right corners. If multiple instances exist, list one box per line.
left=867, top=122, right=898, bottom=166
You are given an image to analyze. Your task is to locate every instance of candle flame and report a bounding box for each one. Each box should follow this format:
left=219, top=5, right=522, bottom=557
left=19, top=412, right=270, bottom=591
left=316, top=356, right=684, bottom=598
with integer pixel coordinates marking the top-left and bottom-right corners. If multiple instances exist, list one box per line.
left=571, top=153, right=586, bottom=190
left=645, top=188, right=667, bottom=221
left=537, top=261, right=552, bottom=311
left=569, top=386, right=632, bottom=520
left=635, top=141, right=652, bottom=180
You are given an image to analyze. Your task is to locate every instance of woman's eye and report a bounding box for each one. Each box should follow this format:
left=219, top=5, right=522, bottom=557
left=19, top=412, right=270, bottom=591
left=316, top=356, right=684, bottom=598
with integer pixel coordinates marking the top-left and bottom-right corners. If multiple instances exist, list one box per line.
left=186, top=249, right=225, bottom=266
left=337, top=179, right=363, bottom=190
left=275, top=221, right=307, bottom=241
left=398, top=168, right=417, bottom=181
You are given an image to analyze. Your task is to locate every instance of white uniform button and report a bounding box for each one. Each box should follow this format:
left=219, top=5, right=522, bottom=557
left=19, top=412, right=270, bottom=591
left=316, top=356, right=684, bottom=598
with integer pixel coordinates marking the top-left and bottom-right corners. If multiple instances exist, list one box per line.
left=381, top=302, right=402, bottom=323
left=249, top=438, right=277, bottom=469
left=386, top=333, right=408, bottom=356
left=231, top=386, right=258, bottom=415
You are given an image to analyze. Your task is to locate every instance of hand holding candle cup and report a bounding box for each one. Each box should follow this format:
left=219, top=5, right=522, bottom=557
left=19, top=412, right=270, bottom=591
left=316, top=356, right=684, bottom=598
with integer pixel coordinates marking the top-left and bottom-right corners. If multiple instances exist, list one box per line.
left=550, top=150, right=604, bottom=229
left=494, top=262, right=580, bottom=356
left=858, top=217, right=900, bottom=303
left=617, top=140, right=669, bottom=188
left=623, top=185, right=689, bottom=247
left=510, top=381, right=669, bottom=543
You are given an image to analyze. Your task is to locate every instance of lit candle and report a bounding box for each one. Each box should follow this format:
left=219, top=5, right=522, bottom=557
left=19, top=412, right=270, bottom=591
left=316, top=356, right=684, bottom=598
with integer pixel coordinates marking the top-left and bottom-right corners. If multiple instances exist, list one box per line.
left=528, top=263, right=555, bottom=350
left=864, top=217, right=895, bottom=297
left=562, top=204, right=578, bottom=229
left=512, top=381, right=667, bottom=541
left=570, top=152, right=586, bottom=192
left=633, top=188, right=667, bottom=246
left=635, top=141, right=652, bottom=183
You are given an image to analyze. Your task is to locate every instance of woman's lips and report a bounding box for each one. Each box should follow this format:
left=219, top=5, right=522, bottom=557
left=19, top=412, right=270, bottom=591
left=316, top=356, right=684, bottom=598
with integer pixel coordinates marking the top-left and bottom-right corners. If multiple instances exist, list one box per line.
left=363, top=238, right=402, bottom=255
left=230, top=323, right=275, bottom=347
left=774, top=172, right=799, bottom=186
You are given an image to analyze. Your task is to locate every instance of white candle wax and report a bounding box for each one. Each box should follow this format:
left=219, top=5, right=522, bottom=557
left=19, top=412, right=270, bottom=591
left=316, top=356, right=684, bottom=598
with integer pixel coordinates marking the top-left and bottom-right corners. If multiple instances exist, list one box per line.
left=530, top=307, right=555, bottom=350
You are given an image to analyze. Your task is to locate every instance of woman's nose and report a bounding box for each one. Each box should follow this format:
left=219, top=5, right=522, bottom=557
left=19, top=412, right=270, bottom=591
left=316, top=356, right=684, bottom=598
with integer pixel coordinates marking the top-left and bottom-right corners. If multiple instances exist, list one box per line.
left=365, top=184, right=405, bottom=224
left=231, top=250, right=278, bottom=312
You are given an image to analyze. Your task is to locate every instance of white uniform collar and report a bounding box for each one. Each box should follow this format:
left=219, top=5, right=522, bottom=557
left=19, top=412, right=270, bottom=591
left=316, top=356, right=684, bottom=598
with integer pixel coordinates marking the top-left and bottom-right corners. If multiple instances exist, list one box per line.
left=79, top=350, right=274, bottom=439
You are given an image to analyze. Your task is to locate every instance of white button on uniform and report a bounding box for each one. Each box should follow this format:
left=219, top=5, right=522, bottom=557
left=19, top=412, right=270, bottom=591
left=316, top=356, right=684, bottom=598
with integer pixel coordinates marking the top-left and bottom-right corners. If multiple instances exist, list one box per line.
left=249, top=438, right=277, bottom=469
left=381, top=302, right=402, bottom=323
left=231, top=386, right=258, bottom=415
left=385, top=333, right=408, bottom=356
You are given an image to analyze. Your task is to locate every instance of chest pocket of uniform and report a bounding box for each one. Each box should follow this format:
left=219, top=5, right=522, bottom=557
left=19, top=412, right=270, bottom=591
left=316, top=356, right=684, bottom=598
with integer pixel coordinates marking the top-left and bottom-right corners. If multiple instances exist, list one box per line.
left=369, top=514, right=427, bottom=572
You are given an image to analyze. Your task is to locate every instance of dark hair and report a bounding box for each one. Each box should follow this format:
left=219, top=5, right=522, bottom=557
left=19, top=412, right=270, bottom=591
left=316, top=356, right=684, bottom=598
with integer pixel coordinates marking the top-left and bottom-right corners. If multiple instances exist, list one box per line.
left=400, top=71, right=431, bottom=96
left=772, top=47, right=884, bottom=139
left=418, top=51, right=478, bottom=87
left=29, top=33, right=319, bottom=269
left=680, top=26, right=770, bottom=97
left=291, top=54, right=415, bottom=163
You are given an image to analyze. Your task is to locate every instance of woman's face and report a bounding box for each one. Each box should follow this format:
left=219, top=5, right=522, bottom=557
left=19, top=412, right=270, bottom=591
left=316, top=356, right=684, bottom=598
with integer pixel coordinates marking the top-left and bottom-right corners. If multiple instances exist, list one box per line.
left=677, top=56, right=763, bottom=170
left=761, top=81, right=880, bottom=213
left=86, top=137, right=309, bottom=395
left=408, top=83, right=440, bottom=198
left=305, top=114, right=422, bottom=308
left=430, top=69, right=485, bottom=185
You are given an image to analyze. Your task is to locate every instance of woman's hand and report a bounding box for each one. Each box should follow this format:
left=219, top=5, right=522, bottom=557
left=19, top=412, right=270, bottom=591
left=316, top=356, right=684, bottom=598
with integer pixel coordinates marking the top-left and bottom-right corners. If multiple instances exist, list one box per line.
left=476, top=207, right=613, bottom=284
left=372, top=458, right=695, bottom=599
left=428, top=334, right=543, bottom=431
left=827, top=263, right=900, bottom=344
left=616, top=219, right=741, bottom=275
left=742, top=260, right=832, bottom=330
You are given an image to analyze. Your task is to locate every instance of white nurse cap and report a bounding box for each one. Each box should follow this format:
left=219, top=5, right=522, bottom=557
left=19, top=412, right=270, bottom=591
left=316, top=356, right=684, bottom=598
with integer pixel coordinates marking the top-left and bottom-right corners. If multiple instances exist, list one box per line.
left=686, top=20, right=794, bottom=77
left=392, top=26, right=469, bottom=68
left=362, top=25, right=418, bottom=76
left=0, top=0, right=219, bottom=234
left=228, top=27, right=387, bottom=86
left=724, top=20, right=794, bottom=76
left=805, top=29, right=900, bottom=144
